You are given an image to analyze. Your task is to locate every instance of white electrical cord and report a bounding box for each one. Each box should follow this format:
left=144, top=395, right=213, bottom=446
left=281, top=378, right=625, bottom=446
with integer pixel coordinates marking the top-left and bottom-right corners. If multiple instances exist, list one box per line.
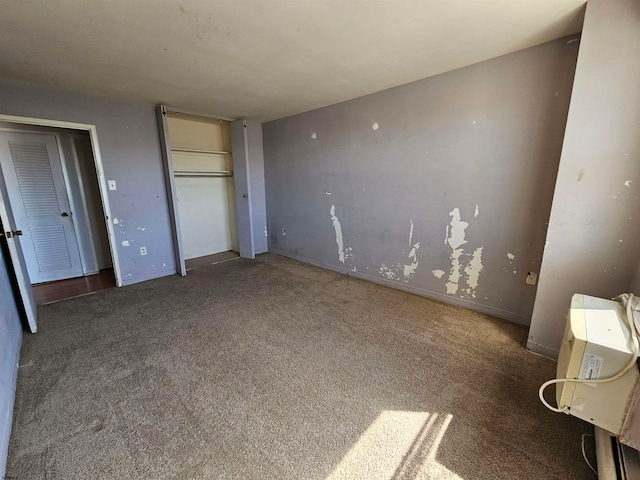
left=581, top=434, right=598, bottom=475
left=538, top=293, right=640, bottom=413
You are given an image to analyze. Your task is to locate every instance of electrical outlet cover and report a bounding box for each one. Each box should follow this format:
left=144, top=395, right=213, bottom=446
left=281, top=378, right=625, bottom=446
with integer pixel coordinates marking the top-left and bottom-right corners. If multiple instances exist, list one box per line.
left=526, top=272, right=538, bottom=286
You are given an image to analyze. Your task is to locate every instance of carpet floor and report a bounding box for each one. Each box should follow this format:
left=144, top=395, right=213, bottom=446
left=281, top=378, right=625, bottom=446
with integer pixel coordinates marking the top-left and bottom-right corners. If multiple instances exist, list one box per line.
left=6, top=254, right=595, bottom=479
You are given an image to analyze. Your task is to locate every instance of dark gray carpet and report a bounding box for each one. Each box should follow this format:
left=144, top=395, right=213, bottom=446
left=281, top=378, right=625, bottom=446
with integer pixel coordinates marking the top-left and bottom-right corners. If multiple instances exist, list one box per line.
left=6, top=254, right=595, bottom=479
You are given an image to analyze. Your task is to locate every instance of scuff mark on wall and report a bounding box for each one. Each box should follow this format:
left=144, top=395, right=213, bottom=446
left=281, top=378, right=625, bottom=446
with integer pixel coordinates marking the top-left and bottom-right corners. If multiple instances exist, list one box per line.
left=281, top=228, right=286, bottom=236
left=371, top=122, right=379, bottom=131
left=330, top=205, right=346, bottom=264
left=326, top=192, right=332, bottom=195
left=311, top=132, right=317, bottom=139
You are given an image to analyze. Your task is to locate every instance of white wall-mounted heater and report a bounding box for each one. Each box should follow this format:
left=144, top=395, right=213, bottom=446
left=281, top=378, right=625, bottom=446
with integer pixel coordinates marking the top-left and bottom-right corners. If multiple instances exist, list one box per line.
left=540, top=294, right=640, bottom=479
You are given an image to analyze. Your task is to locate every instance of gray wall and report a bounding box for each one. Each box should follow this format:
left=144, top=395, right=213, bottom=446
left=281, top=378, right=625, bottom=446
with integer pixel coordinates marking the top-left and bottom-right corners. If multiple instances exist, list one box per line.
left=0, top=80, right=176, bottom=285
left=0, top=236, right=23, bottom=478
left=263, top=36, right=579, bottom=325
left=528, top=0, right=640, bottom=358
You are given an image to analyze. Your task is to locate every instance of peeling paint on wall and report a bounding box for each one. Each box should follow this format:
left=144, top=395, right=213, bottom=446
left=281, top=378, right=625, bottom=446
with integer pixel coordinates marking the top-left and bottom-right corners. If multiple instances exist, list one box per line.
left=625, top=180, right=632, bottom=187
left=113, top=217, right=120, bottom=225
left=311, top=132, right=317, bottom=139
left=464, top=247, right=484, bottom=297
left=440, top=208, right=484, bottom=298
left=330, top=205, right=346, bottom=264
left=371, top=122, right=379, bottom=131
left=446, top=249, right=463, bottom=294
left=445, top=208, right=468, bottom=250
left=122, top=240, right=130, bottom=247
left=432, top=269, right=445, bottom=279
left=474, top=204, right=479, bottom=218
left=372, top=220, right=422, bottom=282
left=507, top=252, right=515, bottom=260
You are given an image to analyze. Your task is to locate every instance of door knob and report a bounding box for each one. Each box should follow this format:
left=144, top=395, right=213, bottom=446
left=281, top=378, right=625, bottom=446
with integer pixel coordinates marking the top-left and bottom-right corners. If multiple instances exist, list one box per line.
left=61, top=212, right=69, bottom=217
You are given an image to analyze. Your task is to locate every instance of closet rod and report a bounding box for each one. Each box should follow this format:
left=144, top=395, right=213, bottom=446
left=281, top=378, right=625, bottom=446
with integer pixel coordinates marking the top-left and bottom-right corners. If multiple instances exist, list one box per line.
left=171, top=147, right=231, bottom=155
left=174, top=170, right=233, bottom=178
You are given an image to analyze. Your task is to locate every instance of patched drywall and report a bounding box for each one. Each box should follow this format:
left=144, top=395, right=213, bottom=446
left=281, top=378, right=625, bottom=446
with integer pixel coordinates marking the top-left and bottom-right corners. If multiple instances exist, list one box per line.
left=0, top=80, right=176, bottom=285
left=528, top=0, right=640, bottom=358
left=264, top=37, right=579, bottom=324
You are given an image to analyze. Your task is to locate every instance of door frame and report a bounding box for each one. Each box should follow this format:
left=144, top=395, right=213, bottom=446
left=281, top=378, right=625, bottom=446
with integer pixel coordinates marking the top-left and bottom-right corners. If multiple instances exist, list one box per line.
left=0, top=113, right=123, bottom=287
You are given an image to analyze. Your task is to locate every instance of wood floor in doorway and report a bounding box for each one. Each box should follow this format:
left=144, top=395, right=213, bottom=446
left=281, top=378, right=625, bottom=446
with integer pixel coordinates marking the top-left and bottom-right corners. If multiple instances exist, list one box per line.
left=32, top=268, right=116, bottom=305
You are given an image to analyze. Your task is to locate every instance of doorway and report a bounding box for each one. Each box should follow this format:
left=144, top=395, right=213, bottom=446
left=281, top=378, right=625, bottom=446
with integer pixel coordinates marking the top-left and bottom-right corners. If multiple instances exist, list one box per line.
left=0, top=120, right=117, bottom=312
left=164, top=112, right=240, bottom=270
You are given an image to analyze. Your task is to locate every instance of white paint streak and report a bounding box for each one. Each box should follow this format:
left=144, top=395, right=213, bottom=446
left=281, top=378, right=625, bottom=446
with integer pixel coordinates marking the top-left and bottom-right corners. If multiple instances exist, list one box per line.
left=264, top=224, right=268, bottom=237
left=137, top=227, right=146, bottom=231
left=408, top=220, right=414, bottom=246
left=371, top=122, right=379, bottom=131
left=474, top=204, right=479, bottom=218
left=311, top=132, right=317, bottom=139
left=325, top=192, right=332, bottom=195
left=330, top=205, right=346, bottom=264
left=445, top=208, right=468, bottom=249
left=625, top=180, right=632, bottom=187
left=507, top=252, right=515, bottom=260
left=121, top=240, right=130, bottom=246
left=567, top=38, right=578, bottom=44
left=432, top=269, right=445, bottom=279
left=281, top=228, right=286, bottom=236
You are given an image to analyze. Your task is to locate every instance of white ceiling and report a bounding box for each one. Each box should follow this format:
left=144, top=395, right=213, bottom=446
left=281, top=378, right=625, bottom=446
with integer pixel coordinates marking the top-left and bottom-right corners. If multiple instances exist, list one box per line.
left=0, top=1, right=585, bottom=122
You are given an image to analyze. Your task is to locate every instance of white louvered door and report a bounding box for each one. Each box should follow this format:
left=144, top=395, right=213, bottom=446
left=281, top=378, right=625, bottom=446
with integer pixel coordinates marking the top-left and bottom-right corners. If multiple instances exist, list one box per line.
left=0, top=132, right=83, bottom=284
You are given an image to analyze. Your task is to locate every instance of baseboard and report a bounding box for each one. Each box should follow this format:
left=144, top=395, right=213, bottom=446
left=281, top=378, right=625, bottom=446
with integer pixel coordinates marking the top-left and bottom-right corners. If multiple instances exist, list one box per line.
left=269, top=249, right=532, bottom=326
left=526, top=340, right=559, bottom=360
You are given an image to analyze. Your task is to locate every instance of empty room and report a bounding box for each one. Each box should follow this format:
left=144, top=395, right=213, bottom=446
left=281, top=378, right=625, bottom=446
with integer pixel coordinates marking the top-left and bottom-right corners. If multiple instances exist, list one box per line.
left=1, top=0, right=640, bottom=478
